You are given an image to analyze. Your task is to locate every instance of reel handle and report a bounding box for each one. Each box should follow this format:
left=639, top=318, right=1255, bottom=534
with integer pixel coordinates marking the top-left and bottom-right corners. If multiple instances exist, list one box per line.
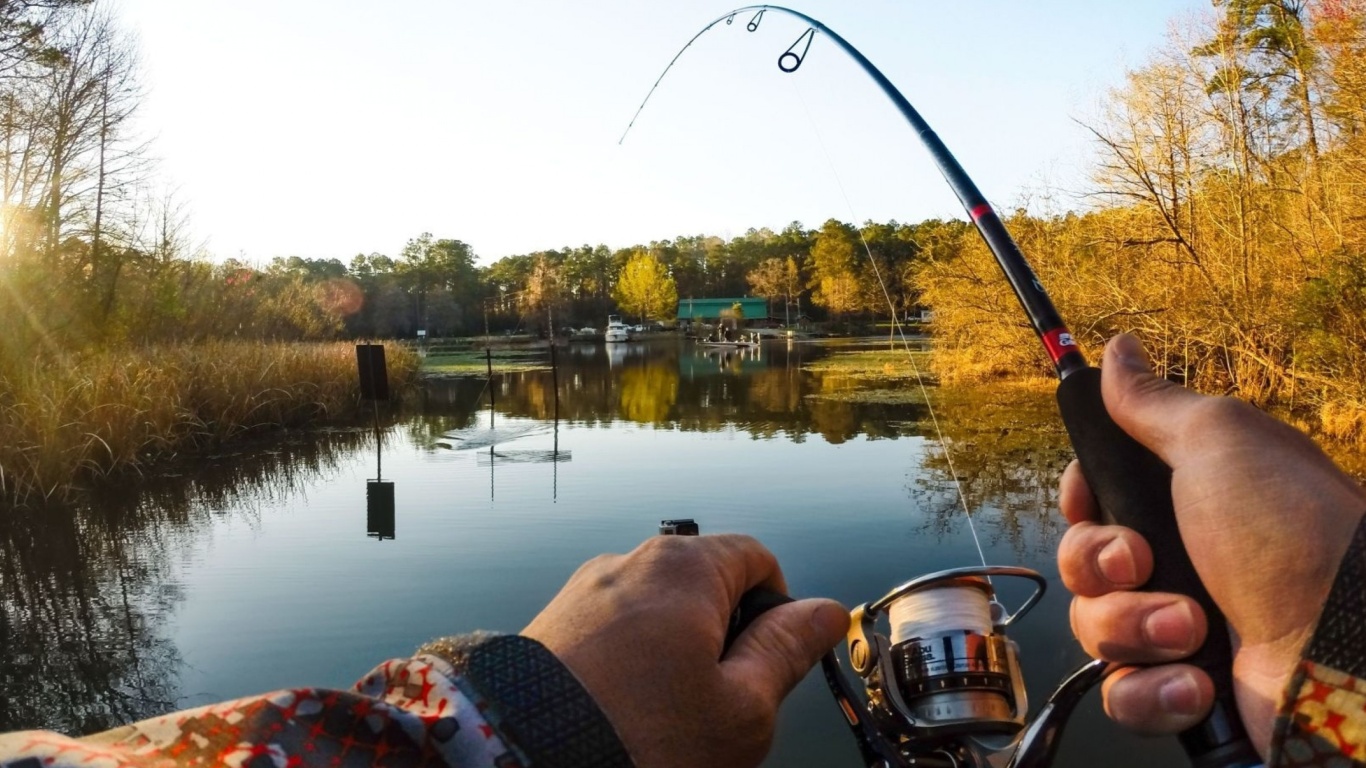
left=1056, top=368, right=1260, bottom=768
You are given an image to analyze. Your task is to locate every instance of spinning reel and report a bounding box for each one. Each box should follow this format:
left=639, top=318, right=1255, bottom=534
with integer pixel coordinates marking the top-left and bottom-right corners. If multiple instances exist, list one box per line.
left=668, top=520, right=1119, bottom=768
left=821, top=566, right=1116, bottom=768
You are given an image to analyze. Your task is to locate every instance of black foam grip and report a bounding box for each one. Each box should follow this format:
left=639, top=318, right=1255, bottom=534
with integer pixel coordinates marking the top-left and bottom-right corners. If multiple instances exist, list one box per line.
left=724, top=588, right=794, bottom=653
left=1056, top=368, right=1259, bottom=767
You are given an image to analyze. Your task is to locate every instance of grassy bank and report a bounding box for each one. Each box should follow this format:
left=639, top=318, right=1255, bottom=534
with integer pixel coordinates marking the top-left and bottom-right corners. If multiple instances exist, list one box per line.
left=0, top=341, right=419, bottom=505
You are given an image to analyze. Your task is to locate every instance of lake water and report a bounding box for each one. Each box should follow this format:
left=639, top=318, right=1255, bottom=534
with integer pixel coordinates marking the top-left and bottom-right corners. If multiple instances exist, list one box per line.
left=0, top=338, right=1182, bottom=766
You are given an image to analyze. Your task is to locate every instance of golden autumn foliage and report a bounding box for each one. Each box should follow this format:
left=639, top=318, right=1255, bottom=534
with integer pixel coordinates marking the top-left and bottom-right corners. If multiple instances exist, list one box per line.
left=919, top=2, right=1366, bottom=440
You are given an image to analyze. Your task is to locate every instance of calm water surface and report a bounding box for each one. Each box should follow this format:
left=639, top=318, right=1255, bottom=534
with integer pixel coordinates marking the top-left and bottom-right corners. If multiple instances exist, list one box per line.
left=0, top=339, right=1182, bottom=766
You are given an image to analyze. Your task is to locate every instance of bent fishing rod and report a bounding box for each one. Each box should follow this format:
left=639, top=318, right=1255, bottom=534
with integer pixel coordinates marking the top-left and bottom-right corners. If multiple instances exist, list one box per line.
left=626, top=7, right=1262, bottom=768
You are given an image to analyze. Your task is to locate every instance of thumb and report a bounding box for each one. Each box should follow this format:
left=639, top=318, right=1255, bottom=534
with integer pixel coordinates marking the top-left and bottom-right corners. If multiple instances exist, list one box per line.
left=722, top=598, right=848, bottom=708
left=1101, top=333, right=1209, bottom=467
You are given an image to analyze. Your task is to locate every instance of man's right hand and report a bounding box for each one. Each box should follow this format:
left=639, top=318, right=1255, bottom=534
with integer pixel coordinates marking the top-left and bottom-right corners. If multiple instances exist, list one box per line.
left=1057, top=333, right=1366, bottom=755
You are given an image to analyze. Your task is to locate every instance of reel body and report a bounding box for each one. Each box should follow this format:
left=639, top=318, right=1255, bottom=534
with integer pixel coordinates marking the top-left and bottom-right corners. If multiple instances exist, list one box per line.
left=829, top=566, right=1114, bottom=768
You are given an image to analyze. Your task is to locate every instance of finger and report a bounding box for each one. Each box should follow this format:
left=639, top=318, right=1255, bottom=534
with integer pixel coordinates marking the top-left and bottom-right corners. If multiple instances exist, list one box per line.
left=1059, top=459, right=1099, bottom=525
left=1070, top=592, right=1206, bottom=663
left=1101, top=664, right=1214, bottom=735
left=722, top=598, right=849, bottom=709
left=697, top=534, right=790, bottom=610
left=1100, top=333, right=1212, bottom=467
left=1058, top=521, right=1153, bottom=596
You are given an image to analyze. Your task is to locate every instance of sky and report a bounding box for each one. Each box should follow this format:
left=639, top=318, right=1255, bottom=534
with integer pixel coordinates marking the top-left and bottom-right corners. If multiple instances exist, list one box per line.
left=113, top=0, right=1206, bottom=267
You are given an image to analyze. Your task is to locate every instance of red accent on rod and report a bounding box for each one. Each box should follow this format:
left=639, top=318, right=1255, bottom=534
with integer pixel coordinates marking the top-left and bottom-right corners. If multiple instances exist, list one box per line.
left=969, top=203, right=992, bottom=220
left=1041, top=327, right=1078, bottom=364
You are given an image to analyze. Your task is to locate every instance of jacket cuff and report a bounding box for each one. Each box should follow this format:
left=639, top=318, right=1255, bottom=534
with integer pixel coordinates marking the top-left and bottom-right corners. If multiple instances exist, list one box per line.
left=417, top=634, right=634, bottom=768
left=1269, top=515, right=1366, bottom=765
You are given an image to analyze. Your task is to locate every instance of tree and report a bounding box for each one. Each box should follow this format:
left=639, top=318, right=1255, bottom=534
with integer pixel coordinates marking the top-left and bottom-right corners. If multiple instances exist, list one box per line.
left=807, top=219, right=862, bottom=318
left=397, top=233, right=478, bottom=335
left=0, top=0, right=93, bottom=77
left=747, top=256, right=801, bottom=326
left=521, top=254, right=566, bottom=336
left=613, top=250, right=677, bottom=322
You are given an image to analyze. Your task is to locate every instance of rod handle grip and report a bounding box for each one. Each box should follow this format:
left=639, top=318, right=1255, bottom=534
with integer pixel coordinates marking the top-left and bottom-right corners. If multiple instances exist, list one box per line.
left=724, top=588, right=795, bottom=652
left=1056, top=368, right=1260, bottom=767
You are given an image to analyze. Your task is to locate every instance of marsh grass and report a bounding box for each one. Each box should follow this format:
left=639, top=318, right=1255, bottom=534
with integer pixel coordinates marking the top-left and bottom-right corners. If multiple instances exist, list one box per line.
left=0, top=341, right=419, bottom=504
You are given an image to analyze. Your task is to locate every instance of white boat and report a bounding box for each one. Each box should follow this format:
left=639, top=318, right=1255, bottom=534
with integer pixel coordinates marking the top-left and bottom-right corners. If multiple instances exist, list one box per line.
left=604, top=315, right=630, bottom=343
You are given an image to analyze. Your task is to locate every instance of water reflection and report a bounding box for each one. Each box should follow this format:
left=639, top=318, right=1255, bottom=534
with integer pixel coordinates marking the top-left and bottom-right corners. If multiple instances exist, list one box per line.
left=0, top=340, right=1104, bottom=760
left=910, top=384, right=1074, bottom=559
left=0, top=426, right=390, bottom=733
left=421, top=341, right=933, bottom=446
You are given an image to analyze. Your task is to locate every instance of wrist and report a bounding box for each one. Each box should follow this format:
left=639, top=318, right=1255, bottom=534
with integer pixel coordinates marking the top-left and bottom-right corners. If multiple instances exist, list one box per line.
left=419, top=633, right=635, bottom=768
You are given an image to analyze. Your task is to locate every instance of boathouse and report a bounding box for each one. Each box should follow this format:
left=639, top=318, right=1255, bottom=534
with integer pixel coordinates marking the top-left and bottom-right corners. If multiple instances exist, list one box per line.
left=676, top=297, right=769, bottom=324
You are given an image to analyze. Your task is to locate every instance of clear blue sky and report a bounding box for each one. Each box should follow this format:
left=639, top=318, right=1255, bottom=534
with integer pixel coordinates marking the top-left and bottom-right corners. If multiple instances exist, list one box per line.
left=115, top=0, right=1204, bottom=265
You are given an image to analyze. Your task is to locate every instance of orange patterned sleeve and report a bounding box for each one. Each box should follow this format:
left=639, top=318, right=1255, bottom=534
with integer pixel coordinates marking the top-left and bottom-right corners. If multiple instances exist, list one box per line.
left=1270, top=518, right=1366, bottom=767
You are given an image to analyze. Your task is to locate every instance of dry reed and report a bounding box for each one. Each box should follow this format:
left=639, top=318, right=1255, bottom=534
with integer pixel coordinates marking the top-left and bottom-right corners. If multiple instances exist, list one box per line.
left=0, top=341, right=419, bottom=505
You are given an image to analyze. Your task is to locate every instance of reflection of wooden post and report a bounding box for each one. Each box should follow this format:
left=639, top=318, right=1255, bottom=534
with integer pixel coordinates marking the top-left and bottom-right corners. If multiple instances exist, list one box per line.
left=367, top=480, right=395, bottom=540
left=550, top=344, right=559, bottom=421
left=551, top=343, right=560, bottom=503
left=486, top=348, right=495, bottom=430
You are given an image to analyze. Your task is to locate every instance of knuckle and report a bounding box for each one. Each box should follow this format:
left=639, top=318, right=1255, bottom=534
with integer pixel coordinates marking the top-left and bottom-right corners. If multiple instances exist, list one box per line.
left=635, top=534, right=691, bottom=564
left=1102, top=666, right=1210, bottom=735
left=1184, top=396, right=1255, bottom=440
left=1074, top=593, right=1203, bottom=663
left=575, top=554, right=621, bottom=589
left=1059, top=523, right=1139, bottom=596
left=1057, top=525, right=1097, bottom=587
left=1071, top=595, right=1131, bottom=660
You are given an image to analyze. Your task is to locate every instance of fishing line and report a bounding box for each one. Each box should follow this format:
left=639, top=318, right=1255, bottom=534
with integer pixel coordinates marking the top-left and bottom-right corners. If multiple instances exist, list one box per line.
left=621, top=9, right=1258, bottom=764
left=786, top=74, right=990, bottom=571
left=888, top=584, right=991, bottom=644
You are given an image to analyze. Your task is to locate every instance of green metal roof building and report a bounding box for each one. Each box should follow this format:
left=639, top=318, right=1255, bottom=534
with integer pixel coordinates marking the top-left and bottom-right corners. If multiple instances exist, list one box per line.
left=676, top=297, right=768, bottom=321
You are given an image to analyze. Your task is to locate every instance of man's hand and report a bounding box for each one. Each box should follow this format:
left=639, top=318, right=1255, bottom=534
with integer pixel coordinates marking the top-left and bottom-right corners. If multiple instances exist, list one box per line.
left=522, top=534, right=849, bottom=768
left=1058, top=334, right=1366, bottom=755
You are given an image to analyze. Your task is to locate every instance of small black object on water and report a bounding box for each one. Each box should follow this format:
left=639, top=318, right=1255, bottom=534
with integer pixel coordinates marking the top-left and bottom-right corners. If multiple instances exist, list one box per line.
left=659, top=519, right=699, bottom=536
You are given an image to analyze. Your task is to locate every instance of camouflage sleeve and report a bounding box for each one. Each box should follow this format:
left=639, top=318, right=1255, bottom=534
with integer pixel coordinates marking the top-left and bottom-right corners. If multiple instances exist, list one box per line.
left=0, top=634, right=633, bottom=768
left=1270, top=517, right=1366, bottom=767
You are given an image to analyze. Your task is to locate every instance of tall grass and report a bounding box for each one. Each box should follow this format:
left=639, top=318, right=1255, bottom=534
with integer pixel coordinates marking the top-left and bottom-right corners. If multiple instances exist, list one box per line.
left=0, top=341, right=419, bottom=505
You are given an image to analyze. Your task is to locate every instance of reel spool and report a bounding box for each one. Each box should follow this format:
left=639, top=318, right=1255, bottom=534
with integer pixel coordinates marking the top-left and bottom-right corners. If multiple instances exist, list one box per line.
left=843, top=566, right=1048, bottom=763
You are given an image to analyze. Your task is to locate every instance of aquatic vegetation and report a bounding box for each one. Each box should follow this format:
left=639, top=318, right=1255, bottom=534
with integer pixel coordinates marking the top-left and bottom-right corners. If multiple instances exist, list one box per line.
left=0, top=341, right=419, bottom=505
left=800, top=347, right=933, bottom=382
left=420, top=339, right=553, bottom=377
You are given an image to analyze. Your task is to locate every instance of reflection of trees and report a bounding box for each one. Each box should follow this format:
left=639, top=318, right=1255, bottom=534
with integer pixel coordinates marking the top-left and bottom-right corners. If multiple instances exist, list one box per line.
left=456, top=342, right=930, bottom=444
left=414, top=346, right=1067, bottom=558
left=0, top=427, right=379, bottom=735
left=910, top=385, right=1073, bottom=558
left=619, top=364, right=678, bottom=424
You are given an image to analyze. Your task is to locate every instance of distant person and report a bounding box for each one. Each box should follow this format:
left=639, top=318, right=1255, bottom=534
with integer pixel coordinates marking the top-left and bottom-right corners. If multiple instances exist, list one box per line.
left=1, top=334, right=1363, bottom=767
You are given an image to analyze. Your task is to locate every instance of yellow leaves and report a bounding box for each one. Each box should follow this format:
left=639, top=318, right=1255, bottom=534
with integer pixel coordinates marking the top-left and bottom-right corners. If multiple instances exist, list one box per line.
left=613, top=252, right=677, bottom=321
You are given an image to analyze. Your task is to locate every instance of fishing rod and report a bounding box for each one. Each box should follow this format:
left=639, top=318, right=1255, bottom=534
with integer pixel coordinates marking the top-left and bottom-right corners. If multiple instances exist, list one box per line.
left=626, top=7, right=1262, bottom=768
